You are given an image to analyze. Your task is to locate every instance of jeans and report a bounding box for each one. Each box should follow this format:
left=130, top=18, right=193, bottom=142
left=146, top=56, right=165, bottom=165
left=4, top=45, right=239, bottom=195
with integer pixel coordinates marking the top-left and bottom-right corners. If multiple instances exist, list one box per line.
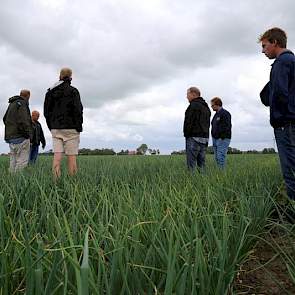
left=29, top=145, right=39, bottom=164
left=9, top=139, right=30, bottom=172
left=185, top=137, right=206, bottom=171
left=274, top=124, right=295, bottom=200
left=212, top=138, right=231, bottom=169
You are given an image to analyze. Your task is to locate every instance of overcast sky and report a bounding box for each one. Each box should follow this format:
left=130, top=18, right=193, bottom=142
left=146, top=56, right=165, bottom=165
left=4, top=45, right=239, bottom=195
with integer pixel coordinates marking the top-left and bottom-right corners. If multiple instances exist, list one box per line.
left=1, top=0, right=295, bottom=154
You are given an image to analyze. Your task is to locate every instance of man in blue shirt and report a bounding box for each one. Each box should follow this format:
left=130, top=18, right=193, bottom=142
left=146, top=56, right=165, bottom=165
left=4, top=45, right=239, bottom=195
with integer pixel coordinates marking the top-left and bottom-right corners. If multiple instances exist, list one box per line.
left=259, top=27, right=295, bottom=200
left=211, top=97, right=231, bottom=169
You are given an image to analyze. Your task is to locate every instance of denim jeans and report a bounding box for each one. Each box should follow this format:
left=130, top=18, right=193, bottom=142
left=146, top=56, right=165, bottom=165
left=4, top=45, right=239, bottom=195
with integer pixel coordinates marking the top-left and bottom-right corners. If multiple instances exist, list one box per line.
left=29, top=145, right=39, bottom=164
left=185, top=137, right=206, bottom=171
left=274, top=124, right=295, bottom=200
left=212, top=138, right=231, bottom=169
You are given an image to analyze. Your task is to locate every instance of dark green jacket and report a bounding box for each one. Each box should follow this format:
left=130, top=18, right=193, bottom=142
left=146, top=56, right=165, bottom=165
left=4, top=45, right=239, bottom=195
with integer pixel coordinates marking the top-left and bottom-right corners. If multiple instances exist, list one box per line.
left=3, top=96, right=32, bottom=141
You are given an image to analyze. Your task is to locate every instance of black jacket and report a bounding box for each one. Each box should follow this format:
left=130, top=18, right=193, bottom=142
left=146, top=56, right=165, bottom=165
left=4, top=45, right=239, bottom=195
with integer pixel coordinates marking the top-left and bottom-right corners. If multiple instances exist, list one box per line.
left=3, top=96, right=32, bottom=141
left=44, top=79, right=83, bottom=131
left=32, top=121, right=46, bottom=147
left=211, top=108, right=232, bottom=139
left=183, top=97, right=211, bottom=138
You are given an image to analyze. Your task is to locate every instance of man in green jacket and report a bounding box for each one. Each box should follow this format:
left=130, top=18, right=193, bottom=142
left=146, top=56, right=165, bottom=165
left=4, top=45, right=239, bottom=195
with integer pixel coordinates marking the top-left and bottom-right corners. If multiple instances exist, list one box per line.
left=3, top=89, right=32, bottom=172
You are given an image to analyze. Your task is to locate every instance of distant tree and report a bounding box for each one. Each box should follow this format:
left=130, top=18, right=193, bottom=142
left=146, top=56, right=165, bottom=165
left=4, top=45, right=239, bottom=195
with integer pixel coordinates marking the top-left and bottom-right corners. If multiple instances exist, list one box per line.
left=262, top=147, right=276, bottom=154
left=117, top=149, right=129, bottom=155
left=157, top=149, right=160, bottom=155
left=227, top=147, right=242, bottom=154
left=137, top=144, right=148, bottom=155
left=171, top=150, right=186, bottom=155
left=79, top=148, right=116, bottom=155
left=246, top=150, right=260, bottom=154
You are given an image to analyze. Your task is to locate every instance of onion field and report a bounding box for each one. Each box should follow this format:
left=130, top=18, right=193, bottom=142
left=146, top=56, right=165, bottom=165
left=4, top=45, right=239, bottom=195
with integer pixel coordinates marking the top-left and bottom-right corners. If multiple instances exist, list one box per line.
left=0, top=154, right=290, bottom=294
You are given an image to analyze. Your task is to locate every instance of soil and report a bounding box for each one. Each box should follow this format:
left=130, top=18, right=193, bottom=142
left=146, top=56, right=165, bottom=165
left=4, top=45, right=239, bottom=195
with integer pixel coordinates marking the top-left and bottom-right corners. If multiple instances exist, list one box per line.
left=234, top=224, right=295, bottom=295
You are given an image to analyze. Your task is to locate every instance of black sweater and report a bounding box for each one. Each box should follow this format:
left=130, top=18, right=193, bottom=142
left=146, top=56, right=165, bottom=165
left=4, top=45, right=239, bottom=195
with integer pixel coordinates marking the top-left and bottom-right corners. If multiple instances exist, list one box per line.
left=44, top=79, right=83, bottom=132
left=211, top=108, right=231, bottom=139
left=183, top=97, right=211, bottom=138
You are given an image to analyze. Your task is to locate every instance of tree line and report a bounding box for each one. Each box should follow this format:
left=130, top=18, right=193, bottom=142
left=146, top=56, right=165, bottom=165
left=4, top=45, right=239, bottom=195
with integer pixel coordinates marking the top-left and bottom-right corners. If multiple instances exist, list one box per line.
left=171, top=147, right=276, bottom=155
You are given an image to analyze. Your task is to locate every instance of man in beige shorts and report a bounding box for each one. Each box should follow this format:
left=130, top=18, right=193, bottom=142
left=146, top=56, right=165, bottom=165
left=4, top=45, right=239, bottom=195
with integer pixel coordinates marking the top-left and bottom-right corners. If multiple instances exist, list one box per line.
left=44, top=68, right=83, bottom=178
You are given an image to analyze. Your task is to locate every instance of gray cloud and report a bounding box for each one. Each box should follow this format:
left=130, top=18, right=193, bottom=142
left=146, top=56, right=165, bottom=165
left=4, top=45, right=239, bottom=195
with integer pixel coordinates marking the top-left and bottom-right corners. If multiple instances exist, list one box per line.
left=0, top=0, right=294, bottom=153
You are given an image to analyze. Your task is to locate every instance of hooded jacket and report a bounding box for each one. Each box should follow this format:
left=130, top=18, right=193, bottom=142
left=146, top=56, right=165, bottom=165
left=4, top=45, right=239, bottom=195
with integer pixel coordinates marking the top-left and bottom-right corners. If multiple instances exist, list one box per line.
left=44, top=79, right=83, bottom=132
left=183, top=97, right=211, bottom=138
left=260, top=50, right=295, bottom=128
left=3, top=96, right=32, bottom=141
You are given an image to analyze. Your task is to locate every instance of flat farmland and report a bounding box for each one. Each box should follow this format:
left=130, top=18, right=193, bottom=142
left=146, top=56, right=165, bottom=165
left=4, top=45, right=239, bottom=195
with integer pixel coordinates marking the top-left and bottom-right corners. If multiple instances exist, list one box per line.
left=0, top=154, right=293, bottom=294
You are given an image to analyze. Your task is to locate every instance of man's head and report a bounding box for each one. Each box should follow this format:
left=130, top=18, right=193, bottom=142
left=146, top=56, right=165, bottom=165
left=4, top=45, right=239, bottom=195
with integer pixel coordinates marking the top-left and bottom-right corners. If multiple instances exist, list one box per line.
left=211, top=97, right=222, bottom=112
left=20, top=89, right=30, bottom=101
left=187, top=86, right=201, bottom=102
left=259, top=27, right=287, bottom=59
left=59, top=67, right=72, bottom=81
left=31, top=110, right=40, bottom=122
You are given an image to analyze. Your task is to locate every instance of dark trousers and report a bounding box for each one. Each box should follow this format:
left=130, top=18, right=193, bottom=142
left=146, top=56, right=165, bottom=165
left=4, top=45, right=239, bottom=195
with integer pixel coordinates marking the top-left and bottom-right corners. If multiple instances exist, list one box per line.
left=185, top=137, right=206, bottom=171
left=274, top=124, right=295, bottom=200
left=29, top=145, right=39, bottom=164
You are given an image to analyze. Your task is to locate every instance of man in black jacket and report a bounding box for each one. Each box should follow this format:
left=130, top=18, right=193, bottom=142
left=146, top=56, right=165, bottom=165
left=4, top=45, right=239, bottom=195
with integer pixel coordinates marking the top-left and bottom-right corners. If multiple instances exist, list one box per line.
left=211, top=97, right=232, bottom=169
left=3, top=89, right=32, bottom=172
left=44, top=68, right=83, bottom=178
left=29, top=110, right=46, bottom=164
left=183, top=87, right=211, bottom=171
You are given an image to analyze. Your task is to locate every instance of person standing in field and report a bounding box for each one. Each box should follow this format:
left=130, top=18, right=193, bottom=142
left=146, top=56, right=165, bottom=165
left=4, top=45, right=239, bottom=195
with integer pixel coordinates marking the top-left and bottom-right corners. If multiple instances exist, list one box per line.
left=259, top=27, right=295, bottom=200
left=29, top=110, right=46, bottom=164
left=44, top=68, right=83, bottom=179
left=3, top=89, right=32, bottom=172
left=211, top=97, right=232, bottom=169
left=183, top=86, right=211, bottom=172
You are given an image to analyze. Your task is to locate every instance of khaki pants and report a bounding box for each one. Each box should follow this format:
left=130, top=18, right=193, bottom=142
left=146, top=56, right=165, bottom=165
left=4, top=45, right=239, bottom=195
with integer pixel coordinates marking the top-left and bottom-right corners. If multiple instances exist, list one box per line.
left=9, top=139, right=30, bottom=173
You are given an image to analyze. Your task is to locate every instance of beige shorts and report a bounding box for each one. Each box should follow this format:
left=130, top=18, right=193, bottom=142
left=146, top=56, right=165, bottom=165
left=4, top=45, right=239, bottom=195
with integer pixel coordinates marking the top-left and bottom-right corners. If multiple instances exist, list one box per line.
left=51, top=129, right=80, bottom=155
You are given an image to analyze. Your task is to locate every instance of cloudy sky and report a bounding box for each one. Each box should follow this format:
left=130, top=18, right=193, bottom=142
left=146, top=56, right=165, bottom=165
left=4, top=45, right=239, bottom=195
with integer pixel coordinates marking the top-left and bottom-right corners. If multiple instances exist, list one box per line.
left=1, top=0, right=295, bottom=154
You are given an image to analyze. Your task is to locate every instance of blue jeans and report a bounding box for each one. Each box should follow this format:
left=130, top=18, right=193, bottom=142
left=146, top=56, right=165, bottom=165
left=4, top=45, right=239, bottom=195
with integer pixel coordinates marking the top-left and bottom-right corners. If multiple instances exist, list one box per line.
left=274, top=124, right=295, bottom=200
left=212, top=138, right=231, bottom=169
left=185, top=137, right=206, bottom=171
left=29, top=145, right=39, bottom=164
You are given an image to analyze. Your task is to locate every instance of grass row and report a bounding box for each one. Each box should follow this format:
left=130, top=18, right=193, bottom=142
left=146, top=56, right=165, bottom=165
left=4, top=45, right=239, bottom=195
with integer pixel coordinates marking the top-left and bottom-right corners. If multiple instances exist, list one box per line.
left=0, top=155, right=284, bottom=294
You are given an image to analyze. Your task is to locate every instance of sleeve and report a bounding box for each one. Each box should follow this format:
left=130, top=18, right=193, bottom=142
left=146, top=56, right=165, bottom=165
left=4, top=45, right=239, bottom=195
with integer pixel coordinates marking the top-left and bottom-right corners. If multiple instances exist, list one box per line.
left=273, top=61, right=290, bottom=105
left=260, top=82, right=270, bottom=106
left=3, top=109, right=8, bottom=124
left=183, top=106, right=199, bottom=137
left=44, top=90, right=52, bottom=130
left=17, top=103, right=32, bottom=139
left=40, top=124, right=46, bottom=147
left=72, top=88, right=83, bottom=132
left=219, top=111, right=231, bottom=139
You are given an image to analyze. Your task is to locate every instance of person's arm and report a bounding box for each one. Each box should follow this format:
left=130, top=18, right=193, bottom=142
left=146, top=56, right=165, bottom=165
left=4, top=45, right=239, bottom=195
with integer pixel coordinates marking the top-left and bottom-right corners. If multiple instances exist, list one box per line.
left=17, top=103, right=32, bottom=139
left=273, top=61, right=290, bottom=106
left=260, top=82, right=270, bottom=106
left=44, top=90, right=52, bottom=130
left=39, top=124, right=46, bottom=148
left=72, top=89, right=83, bottom=132
left=219, top=111, right=231, bottom=139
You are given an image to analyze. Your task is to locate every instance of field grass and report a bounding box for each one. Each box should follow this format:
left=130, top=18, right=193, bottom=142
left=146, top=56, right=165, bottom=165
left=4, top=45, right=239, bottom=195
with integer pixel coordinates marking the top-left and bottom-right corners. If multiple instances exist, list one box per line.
left=0, top=154, right=286, bottom=294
